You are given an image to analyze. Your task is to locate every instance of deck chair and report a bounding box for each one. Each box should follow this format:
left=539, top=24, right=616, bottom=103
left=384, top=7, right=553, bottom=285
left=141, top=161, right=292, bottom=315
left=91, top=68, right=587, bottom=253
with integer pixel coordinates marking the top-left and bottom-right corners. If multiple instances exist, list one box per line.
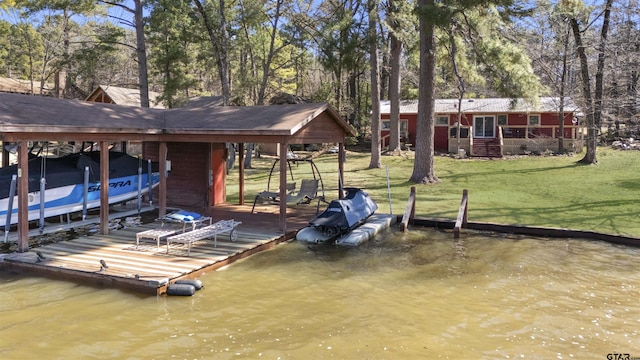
left=286, top=179, right=319, bottom=205
left=166, top=219, right=242, bottom=256
left=251, top=182, right=296, bottom=213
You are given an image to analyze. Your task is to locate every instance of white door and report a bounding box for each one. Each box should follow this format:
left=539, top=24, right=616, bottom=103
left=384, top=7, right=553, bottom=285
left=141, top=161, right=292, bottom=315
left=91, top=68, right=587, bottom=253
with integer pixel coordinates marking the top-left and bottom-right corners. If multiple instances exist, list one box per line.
left=474, top=116, right=495, bottom=138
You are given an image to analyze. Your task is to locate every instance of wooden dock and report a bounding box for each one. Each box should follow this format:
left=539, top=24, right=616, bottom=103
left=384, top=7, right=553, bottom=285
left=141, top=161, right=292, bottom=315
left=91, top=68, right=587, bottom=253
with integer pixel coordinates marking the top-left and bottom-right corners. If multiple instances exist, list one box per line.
left=0, top=204, right=321, bottom=295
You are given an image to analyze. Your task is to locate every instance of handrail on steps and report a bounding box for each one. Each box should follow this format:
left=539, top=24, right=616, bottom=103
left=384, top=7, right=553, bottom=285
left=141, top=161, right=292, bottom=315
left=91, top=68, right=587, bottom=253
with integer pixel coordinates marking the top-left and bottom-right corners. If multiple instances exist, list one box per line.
left=399, top=186, right=416, bottom=232
left=454, top=189, right=468, bottom=238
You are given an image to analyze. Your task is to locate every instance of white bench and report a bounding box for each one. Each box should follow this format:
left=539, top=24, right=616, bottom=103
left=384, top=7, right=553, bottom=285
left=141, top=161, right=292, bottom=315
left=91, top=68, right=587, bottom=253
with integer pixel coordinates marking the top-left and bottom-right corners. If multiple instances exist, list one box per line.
left=166, top=219, right=242, bottom=256
left=136, top=228, right=179, bottom=251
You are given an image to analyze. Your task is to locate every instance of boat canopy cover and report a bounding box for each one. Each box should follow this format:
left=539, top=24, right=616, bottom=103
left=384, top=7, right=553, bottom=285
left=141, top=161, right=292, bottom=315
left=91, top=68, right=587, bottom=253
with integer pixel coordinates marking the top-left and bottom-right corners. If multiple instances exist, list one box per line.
left=0, top=151, right=156, bottom=199
left=309, top=188, right=378, bottom=233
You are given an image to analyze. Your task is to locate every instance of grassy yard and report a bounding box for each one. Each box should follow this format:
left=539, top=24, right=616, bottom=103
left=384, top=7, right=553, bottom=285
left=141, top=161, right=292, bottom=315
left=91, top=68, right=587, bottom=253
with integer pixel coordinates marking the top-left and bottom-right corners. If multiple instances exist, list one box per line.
left=227, top=147, right=640, bottom=238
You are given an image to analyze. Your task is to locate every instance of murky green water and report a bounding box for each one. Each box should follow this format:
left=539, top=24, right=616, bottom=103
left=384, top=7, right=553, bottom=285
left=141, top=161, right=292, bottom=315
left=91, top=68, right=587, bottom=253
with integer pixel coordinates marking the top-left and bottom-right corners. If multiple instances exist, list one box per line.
left=1, top=228, right=639, bottom=359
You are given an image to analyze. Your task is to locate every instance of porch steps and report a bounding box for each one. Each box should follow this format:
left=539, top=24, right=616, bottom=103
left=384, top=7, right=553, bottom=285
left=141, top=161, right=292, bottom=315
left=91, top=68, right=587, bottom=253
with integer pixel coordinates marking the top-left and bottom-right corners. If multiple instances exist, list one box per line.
left=472, top=138, right=502, bottom=157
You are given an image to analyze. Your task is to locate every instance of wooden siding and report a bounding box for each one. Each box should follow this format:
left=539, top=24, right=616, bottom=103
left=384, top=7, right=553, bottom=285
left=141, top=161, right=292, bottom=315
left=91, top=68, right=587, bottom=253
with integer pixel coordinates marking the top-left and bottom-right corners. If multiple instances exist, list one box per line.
left=85, top=91, right=114, bottom=104
left=289, top=112, right=347, bottom=144
left=143, top=142, right=211, bottom=209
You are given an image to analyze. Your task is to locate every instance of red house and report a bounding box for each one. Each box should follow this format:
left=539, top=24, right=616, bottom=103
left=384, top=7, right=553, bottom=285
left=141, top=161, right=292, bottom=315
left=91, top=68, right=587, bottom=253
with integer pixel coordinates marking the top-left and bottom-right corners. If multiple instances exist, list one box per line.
left=380, top=97, right=584, bottom=156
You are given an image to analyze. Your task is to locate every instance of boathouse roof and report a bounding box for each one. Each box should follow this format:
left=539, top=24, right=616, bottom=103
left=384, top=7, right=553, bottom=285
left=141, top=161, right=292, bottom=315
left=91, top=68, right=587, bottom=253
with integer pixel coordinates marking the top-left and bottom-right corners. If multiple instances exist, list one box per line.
left=0, top=92, right=355, bottom=143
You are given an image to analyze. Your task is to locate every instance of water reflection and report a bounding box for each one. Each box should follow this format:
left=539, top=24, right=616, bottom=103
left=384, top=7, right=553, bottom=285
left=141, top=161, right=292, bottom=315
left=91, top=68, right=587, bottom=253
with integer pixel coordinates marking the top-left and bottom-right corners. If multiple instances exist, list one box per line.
left=1, top=228, right=639, bottom=359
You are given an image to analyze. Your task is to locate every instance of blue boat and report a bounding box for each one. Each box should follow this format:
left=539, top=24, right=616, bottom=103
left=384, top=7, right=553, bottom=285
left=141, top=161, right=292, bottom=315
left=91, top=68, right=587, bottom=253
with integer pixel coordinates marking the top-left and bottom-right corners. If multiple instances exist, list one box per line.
left=0, top=151, right=160, bottom=227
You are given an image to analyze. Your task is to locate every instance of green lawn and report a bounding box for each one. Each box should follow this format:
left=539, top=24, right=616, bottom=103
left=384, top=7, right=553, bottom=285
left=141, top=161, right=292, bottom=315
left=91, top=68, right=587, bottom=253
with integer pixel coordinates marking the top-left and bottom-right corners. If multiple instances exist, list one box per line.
left=227, top=147, right=640, bottom=237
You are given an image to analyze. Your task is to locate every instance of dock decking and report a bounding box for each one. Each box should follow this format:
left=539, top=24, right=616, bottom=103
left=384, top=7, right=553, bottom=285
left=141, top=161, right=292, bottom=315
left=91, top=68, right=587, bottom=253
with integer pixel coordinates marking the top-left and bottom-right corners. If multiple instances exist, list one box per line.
left=0, top=204, right=320, bottom=295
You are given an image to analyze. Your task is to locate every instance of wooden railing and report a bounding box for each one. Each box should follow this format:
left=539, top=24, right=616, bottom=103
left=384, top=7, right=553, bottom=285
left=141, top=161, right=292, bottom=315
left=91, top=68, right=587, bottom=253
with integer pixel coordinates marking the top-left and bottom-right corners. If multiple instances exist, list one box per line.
left=500, top=125, right=583, bottom=139
left=454, top=189, right=468, bottom=238
left=399, top=186, right=416, bottom=232
left=381, top=133, right=390, bottom=149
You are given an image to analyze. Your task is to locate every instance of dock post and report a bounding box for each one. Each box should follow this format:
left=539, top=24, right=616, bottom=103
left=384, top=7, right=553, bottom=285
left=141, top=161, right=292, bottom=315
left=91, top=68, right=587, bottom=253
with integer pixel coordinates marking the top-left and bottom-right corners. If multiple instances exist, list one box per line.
left=147, top=159, right=153, bottom=206
left=3, top=174, right=17, bottom=242
left=399, top=186, right=416, bottom=232
left=137, top=165, right=143, bottom=213
left=82, top=166, right=89, bottom=220
left=39, top=177, right=46, bottom=233
left=454, top=189, right=469, bottom=238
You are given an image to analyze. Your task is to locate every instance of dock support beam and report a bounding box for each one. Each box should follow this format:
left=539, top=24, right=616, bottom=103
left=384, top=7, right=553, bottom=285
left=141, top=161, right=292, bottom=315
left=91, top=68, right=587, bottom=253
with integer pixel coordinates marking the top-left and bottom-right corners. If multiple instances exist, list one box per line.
left=454, top=189, right=469, bottom=238
left=338, top=143, right=345, bottom=199
left=238, top=142, right=244, bottom=205
left=399, top=186, right=416, bottom=232
left=279, top=142, right=287, bottom=232
left=159, top=142, right=167, bottom=217
left=99, top=141, right=110, bottom=235
left=17, top=141, right=29, bottom=252
left=3, top=175, right=17, bottom=242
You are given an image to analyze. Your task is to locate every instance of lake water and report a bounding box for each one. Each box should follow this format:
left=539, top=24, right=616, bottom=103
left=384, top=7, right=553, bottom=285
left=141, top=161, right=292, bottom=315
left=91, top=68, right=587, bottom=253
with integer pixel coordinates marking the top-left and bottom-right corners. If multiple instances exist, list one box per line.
left=1, top=228, right=639, bottom=359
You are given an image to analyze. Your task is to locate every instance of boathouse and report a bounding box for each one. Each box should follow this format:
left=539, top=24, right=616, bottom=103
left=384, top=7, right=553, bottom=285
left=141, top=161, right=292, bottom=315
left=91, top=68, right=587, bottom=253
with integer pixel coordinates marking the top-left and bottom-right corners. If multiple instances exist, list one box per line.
left=0, top=92, right=355, bottom=254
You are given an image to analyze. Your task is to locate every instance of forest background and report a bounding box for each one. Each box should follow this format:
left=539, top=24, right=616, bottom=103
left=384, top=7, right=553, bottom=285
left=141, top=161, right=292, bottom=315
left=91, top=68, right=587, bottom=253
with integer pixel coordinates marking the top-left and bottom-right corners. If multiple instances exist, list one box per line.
left=0, top=0, right=638, bottom=182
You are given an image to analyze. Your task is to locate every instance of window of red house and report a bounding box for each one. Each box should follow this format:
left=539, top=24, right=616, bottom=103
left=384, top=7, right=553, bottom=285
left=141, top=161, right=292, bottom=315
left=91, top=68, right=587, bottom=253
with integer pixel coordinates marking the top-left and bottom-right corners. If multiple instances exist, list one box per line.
left=436, top=116, right=449, bottom=126
left=528, top=114, right=540, bottom=126
left=450, top=127, right=469, bottom=138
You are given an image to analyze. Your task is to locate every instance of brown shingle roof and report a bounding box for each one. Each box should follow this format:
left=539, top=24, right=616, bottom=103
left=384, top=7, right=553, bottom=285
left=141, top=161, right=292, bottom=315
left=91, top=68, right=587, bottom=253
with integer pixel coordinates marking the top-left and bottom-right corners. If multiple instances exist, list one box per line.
left=0, top=76, right=53, bottom=96
left=0, top=92, right=355, bottom=139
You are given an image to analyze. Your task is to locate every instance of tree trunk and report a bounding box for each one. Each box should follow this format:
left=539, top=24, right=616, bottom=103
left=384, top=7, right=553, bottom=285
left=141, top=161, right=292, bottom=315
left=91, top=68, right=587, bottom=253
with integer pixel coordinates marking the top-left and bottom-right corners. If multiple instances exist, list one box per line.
left=134, top=0, right=150, bottom=108
left=557, top=22, right=570, bottom=154
left=243, top=143, right=254, bottom=169
left=368, top=0, right=381, bottom=169
left=218, top=0, right=231, bottom=105
left=193, top=0, right=231, bottom=105
left=410, top=0, right=439, bottom=184
left=570, top=18, right=597, bottom=164
left=388, top=31, right=402, bottom=153
left=593, top=0, right=613, bottom=140
left=256, top=0, right=283, bottom=105
left=62, top=7, right=71, bottom=98
left=449, top=22, right=465, bottom=154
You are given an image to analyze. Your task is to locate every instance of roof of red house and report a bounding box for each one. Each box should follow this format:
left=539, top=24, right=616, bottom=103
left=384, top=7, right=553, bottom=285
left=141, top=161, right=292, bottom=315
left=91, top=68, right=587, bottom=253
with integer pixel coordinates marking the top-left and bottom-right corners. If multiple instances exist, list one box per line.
left=380, top=97, right=581, bottom=115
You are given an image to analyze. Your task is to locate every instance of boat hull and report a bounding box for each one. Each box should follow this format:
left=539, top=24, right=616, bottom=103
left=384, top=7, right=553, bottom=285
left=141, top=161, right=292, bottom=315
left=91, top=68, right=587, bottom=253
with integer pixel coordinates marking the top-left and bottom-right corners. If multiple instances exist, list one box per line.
left=0, top=151, right=160, bottom=226
left=0, top=173, right=160, bottom=226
